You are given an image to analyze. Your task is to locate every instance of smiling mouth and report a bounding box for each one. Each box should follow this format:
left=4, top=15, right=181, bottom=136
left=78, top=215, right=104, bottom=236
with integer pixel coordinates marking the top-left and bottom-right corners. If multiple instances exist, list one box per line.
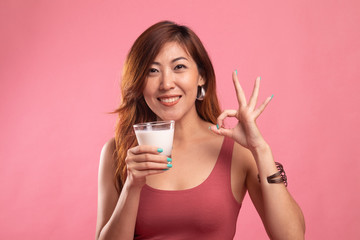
left=158, top=96, right=181, bottom=106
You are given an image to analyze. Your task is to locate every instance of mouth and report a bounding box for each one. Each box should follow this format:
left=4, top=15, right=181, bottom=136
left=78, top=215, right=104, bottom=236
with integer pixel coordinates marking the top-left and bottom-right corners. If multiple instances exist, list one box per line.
left=157, top=95, right=181, bottom=106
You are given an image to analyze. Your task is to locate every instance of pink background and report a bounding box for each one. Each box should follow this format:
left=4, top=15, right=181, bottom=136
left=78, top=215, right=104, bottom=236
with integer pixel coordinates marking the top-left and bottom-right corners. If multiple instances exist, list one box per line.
left=1, top=0, right=359, bottom=239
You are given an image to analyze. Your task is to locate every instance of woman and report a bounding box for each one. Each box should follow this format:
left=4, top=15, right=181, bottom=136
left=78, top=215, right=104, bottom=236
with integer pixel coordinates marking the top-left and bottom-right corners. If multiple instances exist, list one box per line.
left=96, top=21, right=305, bottom=240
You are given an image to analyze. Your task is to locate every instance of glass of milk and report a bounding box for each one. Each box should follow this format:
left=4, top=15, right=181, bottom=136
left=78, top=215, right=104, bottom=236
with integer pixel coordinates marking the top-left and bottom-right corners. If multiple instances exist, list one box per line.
left=133, top=120, right=175, bottom=156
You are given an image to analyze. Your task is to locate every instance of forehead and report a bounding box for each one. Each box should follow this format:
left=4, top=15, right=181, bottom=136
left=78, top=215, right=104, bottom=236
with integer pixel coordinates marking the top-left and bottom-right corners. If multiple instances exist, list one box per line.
left=154, top=41, right=192, bottom=61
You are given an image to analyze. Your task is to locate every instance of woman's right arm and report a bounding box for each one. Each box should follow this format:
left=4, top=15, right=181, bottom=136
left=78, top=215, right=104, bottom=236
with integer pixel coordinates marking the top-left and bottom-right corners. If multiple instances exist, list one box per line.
left=95, top=138, right=169, bottom=240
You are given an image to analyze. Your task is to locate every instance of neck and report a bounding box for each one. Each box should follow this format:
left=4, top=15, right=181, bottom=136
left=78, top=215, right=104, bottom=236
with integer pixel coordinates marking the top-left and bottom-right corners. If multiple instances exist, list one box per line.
left=173, top=114, right=209, bottom=146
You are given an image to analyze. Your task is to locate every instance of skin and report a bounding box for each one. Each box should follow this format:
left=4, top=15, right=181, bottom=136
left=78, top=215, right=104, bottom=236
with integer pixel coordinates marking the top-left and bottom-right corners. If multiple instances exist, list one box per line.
left=96, top=42, right=305, bottom=240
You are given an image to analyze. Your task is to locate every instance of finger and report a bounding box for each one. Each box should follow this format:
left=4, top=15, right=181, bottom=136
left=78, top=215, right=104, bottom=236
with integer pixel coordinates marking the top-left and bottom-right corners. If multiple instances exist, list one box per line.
left=254, top=94, right=273, bottom=118
left=233, top=70, right=247, bottom=106
left=146, top=169, right=171, bottom=176
left=128, top=153, right=169, bottom=164
left=128, top=145, right=164, bottom=156
left=212, top=127, right=235, bottom=139
left=131, top=169, right=170, bottom=179
left=135, top=161, right=171, bottom=171
left=127, top=157, right=171, bottom=173
left=216, top=109, right=237, bottom=129
left=248, top=76, right=261, bottom=110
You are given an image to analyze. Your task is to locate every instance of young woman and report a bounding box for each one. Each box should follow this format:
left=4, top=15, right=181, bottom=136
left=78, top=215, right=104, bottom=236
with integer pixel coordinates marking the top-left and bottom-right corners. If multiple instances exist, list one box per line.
left=96, top=21, right=305, bottom=240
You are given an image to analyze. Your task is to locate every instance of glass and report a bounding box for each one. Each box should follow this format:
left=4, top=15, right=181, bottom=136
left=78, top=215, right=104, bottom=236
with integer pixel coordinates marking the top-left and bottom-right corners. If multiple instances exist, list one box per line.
left=133, top=120, right=175, bottom=156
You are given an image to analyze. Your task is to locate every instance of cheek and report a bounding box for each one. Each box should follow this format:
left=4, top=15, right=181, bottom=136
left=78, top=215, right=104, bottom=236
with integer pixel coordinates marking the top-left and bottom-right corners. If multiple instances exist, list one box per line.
left=183, top=79, right=199, bottom=97
left=142, top=92, right=154, bottom=112
left=143, top=81, right=155, bottom=100
left=143, top=91, right=154, bottom=107
left=143, top=85, right=163, bottom=116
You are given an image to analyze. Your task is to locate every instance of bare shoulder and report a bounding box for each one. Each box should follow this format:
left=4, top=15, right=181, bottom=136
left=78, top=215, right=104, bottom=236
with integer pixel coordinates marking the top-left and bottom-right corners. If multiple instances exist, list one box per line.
left=232, top=142, right=260, bottom=186
left=99, top=137, right=118, bottom=187
left=230, top=141, right=257, bottom=203
left=232, top=142, right=256, bottom=174
left=101, top=138, right=116, bottom=159
left=100, top=138, right=117, bottom=168
left=96, top=138, right=119, bottom=238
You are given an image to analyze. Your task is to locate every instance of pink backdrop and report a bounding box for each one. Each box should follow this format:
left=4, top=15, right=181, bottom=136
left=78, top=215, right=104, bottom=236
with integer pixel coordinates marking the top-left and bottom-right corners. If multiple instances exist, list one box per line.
left=1, top=0, right=359, bottom=239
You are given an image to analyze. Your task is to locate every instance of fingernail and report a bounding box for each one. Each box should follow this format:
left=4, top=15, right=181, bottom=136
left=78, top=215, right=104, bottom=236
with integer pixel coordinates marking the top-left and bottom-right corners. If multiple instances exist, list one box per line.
left=235, top=69, right=237, bottom=75
left=208, top=126, right=211, bottom=130
left=157, top=148, right=163, bottom=153
left=259, top=76, right=261, bottom=80
left=270, top=94, right=274, bottom=99
left=167, top=157, right=172, bottom=162
left=167, top=163, right=173, bottom=168
left=162, top=168, right=169, bottom=171
left=216, top=124, right=220, bottom=130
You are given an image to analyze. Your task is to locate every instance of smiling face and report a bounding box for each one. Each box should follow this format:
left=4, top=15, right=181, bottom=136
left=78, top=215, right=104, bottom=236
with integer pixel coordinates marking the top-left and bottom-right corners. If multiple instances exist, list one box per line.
left=143, top=41, right=205, bottom=122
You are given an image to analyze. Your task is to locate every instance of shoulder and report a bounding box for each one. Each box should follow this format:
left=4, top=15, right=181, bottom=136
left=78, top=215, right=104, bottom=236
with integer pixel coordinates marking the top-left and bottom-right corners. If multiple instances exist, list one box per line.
left=232, top=141, right=256, bottom=173
left=96, top=138, right=120, bottom=237
left=98, top=137, right=123, bottom=192
left=101, top=137, right=116, bottom=154
left=99, top=138, right=117, bottom=180
left=229, top=141, right=257, bottom=203
left=100, top=138, right=116, bottom=164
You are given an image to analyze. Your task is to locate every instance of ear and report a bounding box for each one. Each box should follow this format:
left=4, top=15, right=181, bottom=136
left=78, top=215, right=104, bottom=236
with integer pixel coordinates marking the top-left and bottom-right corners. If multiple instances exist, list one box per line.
left=198, top=74, right=205, bottom=86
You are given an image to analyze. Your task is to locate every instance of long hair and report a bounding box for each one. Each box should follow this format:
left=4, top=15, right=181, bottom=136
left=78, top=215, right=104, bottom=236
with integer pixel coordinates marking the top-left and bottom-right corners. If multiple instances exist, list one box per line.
left=113, top=21, right=221, bottom=191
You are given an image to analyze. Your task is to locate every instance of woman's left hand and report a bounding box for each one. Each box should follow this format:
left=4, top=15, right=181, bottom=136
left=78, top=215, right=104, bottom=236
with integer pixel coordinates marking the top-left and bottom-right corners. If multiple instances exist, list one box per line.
left=211, top=71, right=273, bottom=151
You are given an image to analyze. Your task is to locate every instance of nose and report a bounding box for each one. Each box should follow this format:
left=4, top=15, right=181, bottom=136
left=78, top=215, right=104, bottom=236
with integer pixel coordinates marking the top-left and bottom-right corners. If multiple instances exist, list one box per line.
left=159, top=70, right=175, bottom=90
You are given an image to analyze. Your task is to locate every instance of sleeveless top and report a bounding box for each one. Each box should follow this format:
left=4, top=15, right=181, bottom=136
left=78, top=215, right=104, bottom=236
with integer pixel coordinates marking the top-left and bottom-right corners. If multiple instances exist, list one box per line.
left=134, top=137, right=241, bottom=240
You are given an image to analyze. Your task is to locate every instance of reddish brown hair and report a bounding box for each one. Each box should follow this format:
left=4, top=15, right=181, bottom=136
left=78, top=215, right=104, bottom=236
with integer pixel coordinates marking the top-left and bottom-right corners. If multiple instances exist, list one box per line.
left=114, top=21, right=221, bottom=190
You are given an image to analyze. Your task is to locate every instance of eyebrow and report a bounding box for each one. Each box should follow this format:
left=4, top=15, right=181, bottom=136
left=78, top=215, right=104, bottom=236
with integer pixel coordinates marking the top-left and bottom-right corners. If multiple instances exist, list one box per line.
left=152, top=57, right=189, bottom=65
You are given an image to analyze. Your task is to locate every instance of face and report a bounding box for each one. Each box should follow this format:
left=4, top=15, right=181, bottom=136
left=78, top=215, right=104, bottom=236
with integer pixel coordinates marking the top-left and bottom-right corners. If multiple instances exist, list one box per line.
left=143, top=41, right=205, bottom=122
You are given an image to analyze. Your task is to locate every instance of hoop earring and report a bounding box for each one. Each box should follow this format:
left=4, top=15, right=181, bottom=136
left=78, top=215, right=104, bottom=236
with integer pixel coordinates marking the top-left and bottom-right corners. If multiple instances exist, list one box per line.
left=196, top=85, right=206, bottom=100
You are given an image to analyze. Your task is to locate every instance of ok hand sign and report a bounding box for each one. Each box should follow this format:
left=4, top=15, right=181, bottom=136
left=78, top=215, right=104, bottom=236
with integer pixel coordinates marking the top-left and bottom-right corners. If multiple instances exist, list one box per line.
left=211, top=71, right=273, bottom=151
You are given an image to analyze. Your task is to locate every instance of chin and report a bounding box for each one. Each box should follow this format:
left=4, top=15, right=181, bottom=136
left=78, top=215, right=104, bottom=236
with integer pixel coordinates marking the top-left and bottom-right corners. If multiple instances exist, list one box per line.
left=156, top=113, right=181, bottom=122
left=157, top=116, right=179, bottom=122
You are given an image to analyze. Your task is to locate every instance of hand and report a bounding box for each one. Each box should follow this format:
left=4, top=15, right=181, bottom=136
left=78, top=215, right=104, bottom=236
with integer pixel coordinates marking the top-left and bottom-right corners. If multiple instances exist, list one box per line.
left=125, top=145, right=171, bottom=188
left=211, top=71, right=273, bottom=150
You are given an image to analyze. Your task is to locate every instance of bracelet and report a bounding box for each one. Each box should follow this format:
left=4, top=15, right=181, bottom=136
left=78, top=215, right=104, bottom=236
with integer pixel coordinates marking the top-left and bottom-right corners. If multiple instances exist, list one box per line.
left=257, top=162, right=288, bottom=187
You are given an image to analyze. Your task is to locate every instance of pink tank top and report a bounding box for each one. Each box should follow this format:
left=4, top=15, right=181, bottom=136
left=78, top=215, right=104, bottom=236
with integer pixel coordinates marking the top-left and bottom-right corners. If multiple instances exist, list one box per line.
left=134, top=137, right=242, bottom=240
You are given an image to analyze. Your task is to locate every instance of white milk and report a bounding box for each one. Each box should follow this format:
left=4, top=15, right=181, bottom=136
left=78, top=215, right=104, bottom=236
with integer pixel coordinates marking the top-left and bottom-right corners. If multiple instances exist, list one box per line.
left=135, top=128, right=174, bottom=156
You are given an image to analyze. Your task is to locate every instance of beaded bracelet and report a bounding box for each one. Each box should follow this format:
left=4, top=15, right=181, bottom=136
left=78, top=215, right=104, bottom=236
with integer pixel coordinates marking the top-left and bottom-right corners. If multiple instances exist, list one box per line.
left=258, top=162, right=288, bottom=187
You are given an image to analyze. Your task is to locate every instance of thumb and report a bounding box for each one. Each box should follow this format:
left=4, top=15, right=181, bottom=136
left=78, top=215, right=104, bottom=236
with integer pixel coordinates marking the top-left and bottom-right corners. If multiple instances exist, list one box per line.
left=218, top=128, right=234, bottom=139
left=210, top=125, right=234, bottom=139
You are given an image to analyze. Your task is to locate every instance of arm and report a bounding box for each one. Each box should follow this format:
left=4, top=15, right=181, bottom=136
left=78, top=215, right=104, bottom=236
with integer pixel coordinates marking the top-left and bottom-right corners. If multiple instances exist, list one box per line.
left=95, top=139, right=140, bottom=240
left=211, top=71, right=305, bottom=239
left=246, top=144, right=305, bottom=239
left=95, top=139, right=169, bottom=240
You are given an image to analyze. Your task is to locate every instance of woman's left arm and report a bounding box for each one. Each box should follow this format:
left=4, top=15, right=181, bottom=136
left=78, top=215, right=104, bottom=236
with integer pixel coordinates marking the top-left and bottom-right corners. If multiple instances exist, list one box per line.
left=211, top=71, right=305, bottom=239
left=246, top=142, right=305, bottom=240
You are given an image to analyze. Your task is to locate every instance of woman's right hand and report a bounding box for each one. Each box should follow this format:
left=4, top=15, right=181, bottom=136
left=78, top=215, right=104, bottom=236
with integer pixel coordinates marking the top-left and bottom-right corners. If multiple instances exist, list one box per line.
left=125, top=145, right=171, bottom=189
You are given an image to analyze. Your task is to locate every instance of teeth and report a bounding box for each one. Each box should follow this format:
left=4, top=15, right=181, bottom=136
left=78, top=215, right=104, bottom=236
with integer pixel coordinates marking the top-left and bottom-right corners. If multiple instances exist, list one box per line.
left=159, top=96, right=180, bottom=103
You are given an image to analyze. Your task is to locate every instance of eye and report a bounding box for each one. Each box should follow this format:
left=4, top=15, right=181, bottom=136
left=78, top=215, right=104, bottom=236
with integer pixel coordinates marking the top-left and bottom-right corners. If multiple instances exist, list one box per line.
left=149, top=68, right=159, bottom=73
left=174, top=64, right=186, bottom=70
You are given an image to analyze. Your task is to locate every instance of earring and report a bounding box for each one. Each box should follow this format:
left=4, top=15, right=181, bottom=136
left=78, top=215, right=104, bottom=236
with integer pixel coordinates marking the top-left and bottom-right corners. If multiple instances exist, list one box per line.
left=196, top=85, right=206, bottom=100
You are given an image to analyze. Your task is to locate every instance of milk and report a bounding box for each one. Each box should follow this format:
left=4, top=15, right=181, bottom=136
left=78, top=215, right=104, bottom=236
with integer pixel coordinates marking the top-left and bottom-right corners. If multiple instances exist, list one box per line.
left=135, top=128, right=174, bottom=156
